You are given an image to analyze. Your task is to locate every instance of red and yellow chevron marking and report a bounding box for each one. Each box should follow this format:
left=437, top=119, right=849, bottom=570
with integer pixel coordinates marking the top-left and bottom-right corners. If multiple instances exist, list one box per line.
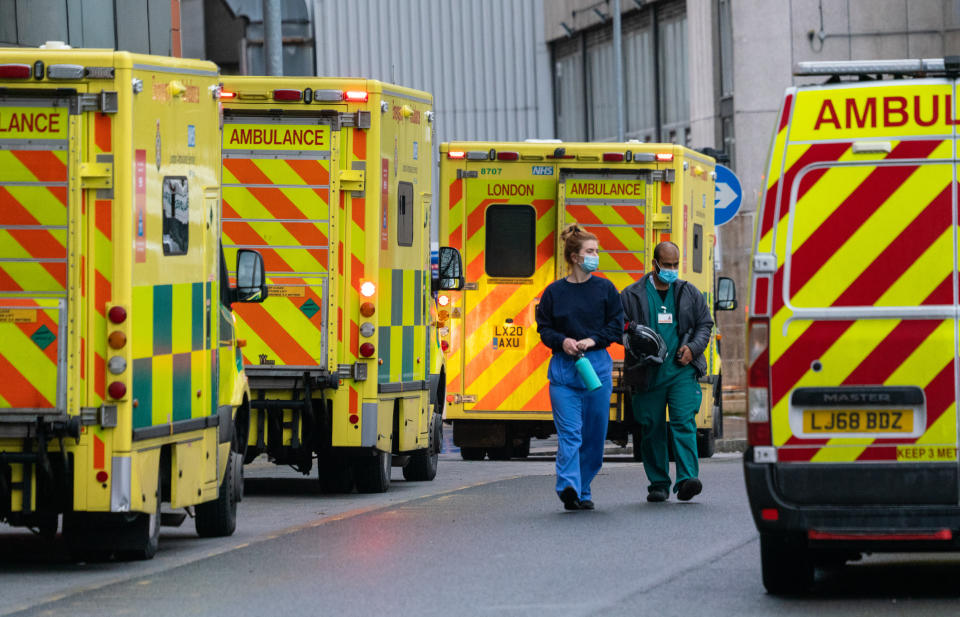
left=89, top=112, right=114, bottom=406
left=563, top=201, right=646, bottom=291
left=443, top=179, right=465, bottom=397
left=759, top=126, right=956, bottom=463
left=222, top=156, right=331, bottom=368
left=459, top=177, right=556, bottom=414
left=0, top=298, right=61, bottom=408
left=0, top=150, right=68, bottom=293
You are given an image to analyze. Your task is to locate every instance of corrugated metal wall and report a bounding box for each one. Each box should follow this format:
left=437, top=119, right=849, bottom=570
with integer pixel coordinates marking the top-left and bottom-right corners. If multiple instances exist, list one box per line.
left=313, top=0, right=553, bottom=143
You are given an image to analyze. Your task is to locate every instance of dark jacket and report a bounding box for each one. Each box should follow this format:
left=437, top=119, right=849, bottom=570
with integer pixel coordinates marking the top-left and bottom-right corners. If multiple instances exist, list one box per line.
left=620, top=272, right=714, bottom=383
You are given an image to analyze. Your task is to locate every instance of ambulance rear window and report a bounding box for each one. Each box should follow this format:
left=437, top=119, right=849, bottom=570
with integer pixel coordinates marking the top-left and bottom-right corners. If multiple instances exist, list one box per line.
left=485, top=204, right=535, bottom=278
left=162, top=176, right=189, bottom=256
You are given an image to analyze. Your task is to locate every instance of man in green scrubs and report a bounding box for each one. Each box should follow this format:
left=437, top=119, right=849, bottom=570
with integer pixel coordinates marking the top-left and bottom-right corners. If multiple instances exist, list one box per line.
left=621, top=242, right=714, bottom=502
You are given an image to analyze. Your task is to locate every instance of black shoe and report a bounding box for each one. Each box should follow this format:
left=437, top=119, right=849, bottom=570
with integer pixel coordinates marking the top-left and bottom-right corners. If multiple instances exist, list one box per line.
left=580, top=499, right=595, bottom=510
left=560, top=486, right=581, bottom=510
left=646, top=487, right=668, bottom=502
left=677, top=478, right=703, bottom=501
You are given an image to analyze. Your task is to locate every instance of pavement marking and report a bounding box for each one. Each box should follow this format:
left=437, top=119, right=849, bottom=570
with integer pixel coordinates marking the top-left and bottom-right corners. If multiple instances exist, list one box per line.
left=0, top=473, right=536, bottom=617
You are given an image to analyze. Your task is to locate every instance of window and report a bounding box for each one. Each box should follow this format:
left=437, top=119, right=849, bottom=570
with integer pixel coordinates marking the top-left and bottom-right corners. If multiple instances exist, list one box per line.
left=658, top=10, right=689, bottom=142
left=397, top=181, right=413, bottom=247
left=484, top=205, right=536, bottom=278
left=587, top=39, right=616, bottom=140
left=718, top=0, right=734, bottom=98
left=162, top=176, right=189, bottom=255
left=553, top=39, right=586, bottom=141
left=624, top=25, right=656, bottom=141
left=692, top=223, right=703, bottom=274
left=550, top=0, right=689, bottom=143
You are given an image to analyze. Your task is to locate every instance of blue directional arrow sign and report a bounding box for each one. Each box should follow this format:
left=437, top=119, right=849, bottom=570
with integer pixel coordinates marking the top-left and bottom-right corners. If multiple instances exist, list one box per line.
left=714, top=164, right=742, bottom=227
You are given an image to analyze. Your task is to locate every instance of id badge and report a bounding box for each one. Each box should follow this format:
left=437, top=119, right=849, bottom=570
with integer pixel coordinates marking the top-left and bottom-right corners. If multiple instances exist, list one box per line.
left=658, top=309, right=673, bottom=325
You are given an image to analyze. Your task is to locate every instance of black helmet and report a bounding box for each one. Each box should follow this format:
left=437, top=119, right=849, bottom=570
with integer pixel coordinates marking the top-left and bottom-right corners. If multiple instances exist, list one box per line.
left=623, top=322, right=667, bottom=366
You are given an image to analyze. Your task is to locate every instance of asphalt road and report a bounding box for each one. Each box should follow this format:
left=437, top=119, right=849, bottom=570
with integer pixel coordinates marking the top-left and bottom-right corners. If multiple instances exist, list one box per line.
left=4, top=453, right=960, bottom=616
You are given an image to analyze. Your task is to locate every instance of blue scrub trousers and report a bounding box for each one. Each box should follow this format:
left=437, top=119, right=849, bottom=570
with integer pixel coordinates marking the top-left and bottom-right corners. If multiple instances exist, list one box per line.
left=549, top=349, right=612, bottom=501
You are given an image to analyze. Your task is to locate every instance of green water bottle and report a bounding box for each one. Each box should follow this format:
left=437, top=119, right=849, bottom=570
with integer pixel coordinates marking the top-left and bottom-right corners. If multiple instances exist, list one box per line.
left=575, top=353, right=602, bottom=391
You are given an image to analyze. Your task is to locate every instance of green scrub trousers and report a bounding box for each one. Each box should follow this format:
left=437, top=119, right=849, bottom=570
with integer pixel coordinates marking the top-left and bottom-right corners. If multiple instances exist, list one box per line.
left=631, top=279, right=702, bottom=493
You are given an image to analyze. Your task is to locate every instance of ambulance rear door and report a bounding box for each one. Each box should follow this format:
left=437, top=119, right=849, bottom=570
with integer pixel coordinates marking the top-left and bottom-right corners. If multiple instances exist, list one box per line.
left=221, top=112, right=339, bottom=372
left=0, top=90, right=76, bottom=426
left=768, top=79, right=959, bottom=505
left=458, top=165, right=557, bottom=414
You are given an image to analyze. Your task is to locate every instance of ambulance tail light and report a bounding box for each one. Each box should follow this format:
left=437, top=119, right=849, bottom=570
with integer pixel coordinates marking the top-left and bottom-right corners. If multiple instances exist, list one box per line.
left=747, top=317, right=772, bottom=446
left=359, top=342, right=376, bottom=358
left=603, top=152, right=625, bottom=162
left=219, top=90, right=237, bottom=100
left=0, top=64, right=31, bottom=79
left=447, top=151, right=466, bottom=160
left=108, top=381, right=127, bottom=400
left=496, top=151, right=519, bottom=161
left=273, top=89, right=301, bottom=101
left=440, top=340, right=450, bottom=352
left=360, top=302, right=376, bottom=317
left=360, top=281, right=376, bottom=298
left=344, top=90, right=368, bottom=102
left=108, top=306, right=127, bottom=324
left=655, top=153, right=674, bottom=162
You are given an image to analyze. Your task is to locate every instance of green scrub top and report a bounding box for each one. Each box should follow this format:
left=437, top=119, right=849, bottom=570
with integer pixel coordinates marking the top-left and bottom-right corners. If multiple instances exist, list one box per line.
left=646, top=277, right=695, bottom=389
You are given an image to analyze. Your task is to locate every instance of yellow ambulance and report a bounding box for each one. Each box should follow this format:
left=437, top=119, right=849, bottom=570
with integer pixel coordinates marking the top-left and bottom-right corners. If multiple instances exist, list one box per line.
left=438, top=141, right=733, bottom=460
left=745, top=58, right=960, bottom=593
left=220, top=77, right=463, bottom=493
left=0, top=45, right=265, bottom=559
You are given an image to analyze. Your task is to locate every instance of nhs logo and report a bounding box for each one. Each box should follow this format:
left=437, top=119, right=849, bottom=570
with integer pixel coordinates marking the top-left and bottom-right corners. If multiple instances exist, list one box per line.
left=531, top=165, right=553, bottom=176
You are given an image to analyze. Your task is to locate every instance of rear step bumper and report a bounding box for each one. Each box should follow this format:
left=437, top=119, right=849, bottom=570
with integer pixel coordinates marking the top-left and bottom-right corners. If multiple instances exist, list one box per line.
left=745, top=452, right=960, bottom=551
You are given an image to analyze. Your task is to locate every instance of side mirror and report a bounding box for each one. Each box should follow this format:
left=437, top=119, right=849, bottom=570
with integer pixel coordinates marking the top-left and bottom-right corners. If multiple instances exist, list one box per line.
left=236, top=249, right=268, bottom=303
left=434, top=246, right=464, bottom=291
left=715, top=276, right=737, bottom=311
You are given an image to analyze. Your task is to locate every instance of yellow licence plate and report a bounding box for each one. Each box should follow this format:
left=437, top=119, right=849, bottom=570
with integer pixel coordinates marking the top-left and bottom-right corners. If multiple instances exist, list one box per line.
left=492, top=325, right=525, bottom=350
left=803, top=409, right=913, bottom=434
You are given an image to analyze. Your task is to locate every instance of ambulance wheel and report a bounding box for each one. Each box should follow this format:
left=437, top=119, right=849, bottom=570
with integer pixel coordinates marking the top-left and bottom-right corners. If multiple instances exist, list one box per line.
left=460, top=447, right=486, bottom=461
left=760, top=533, right=814, bottom=595
left=631, top=429, right=643, bottom=462
left=195, top=449, right=239, bottom=538
left=404, top=414, right=441, bottom=481
left=355, top=449, right=391, bottom=493
left=318, top=456, right=355, bottom=494
left=697, top=427, right=716, bottom=458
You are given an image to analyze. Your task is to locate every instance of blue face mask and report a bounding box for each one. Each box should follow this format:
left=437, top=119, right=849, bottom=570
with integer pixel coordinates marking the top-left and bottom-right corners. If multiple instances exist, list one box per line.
left=656, top=261, right=678, bottom=284
left=581, top=255, right=600, bottom=273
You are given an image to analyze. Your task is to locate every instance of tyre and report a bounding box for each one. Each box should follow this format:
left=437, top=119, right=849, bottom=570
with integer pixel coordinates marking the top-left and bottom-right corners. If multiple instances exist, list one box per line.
left=460, top=447, right=486, bottom=461
left=355, top=449, right=391, bottom=493
left=713, top=372, right=724, bottom=439
left=697, top=427, right=716, bottom=458
left=195, top=450, right=240, bottom=538
left=318, top=456, right=355, bottom=494
left=760, top=533, right=814, bottom=595
left=403, top=414, right=441, bottom=481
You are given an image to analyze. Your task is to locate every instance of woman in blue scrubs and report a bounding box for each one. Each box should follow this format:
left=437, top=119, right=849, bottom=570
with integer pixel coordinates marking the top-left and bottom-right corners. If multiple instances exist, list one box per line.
left=535, top=224, right=624, bottom=510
